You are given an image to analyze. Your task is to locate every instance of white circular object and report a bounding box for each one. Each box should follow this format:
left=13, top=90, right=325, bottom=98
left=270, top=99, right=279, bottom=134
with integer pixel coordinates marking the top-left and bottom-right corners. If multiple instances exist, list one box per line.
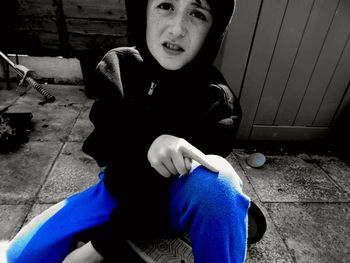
left=246, top=152, right=266, bottom=168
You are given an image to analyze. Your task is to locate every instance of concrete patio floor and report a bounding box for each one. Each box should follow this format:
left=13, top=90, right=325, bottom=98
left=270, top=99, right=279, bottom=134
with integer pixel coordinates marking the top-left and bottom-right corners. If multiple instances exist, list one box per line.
left=0, top=84, right=349, bottom=262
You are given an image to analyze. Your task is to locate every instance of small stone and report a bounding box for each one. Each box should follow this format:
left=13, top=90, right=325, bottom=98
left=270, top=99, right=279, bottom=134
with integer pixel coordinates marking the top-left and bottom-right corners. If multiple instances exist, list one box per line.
left=247, top=152, right=266, bottom=168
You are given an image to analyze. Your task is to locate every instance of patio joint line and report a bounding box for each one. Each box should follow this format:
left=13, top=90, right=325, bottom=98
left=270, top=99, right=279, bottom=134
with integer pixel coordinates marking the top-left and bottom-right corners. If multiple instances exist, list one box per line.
left=17, top=141, right=66, bottom=232
left=306, top=153, right=350, bottom=198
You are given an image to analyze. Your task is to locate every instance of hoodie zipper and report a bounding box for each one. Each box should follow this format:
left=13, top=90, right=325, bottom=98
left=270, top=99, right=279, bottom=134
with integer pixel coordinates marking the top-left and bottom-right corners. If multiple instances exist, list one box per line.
left=148, top=82, right=157, bottom=95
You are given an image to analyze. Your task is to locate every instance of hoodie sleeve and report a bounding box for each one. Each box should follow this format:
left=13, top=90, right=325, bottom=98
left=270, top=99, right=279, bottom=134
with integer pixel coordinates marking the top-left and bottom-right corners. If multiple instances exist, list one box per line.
left=188, top=83, right=242, bottom=158
left=82, top=49, right=127, bottom=167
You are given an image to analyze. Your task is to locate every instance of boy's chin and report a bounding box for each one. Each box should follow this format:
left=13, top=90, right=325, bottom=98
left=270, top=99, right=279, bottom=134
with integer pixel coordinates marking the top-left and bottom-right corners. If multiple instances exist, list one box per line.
left=155, top=56, right=187, bottom=71
left=159, top=62, right=184, bottom=71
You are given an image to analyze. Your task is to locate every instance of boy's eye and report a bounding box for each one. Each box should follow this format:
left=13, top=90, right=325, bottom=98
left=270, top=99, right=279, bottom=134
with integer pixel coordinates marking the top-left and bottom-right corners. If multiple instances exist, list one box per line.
left=157, top=2, right=174, bottom=11
left=190, top=10, right=208, bottom=22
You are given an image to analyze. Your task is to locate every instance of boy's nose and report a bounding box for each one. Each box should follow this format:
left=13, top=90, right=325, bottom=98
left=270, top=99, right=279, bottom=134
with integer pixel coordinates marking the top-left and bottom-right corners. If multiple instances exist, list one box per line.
left=168, top=14, right=187, bottom=38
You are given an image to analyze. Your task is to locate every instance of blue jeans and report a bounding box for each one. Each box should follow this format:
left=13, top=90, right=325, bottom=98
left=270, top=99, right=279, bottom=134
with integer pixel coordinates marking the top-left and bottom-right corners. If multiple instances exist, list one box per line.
left=7, top=165, right=250, bottom=263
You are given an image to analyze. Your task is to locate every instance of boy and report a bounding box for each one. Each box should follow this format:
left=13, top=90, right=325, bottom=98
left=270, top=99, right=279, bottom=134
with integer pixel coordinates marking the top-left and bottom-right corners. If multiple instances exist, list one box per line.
left=7, top=0, right=257, bottom=262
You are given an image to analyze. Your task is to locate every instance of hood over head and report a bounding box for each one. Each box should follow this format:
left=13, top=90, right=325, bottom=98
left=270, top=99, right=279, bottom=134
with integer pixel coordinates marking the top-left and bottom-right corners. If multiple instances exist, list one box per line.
left=125, top=0, right=236, bottom=82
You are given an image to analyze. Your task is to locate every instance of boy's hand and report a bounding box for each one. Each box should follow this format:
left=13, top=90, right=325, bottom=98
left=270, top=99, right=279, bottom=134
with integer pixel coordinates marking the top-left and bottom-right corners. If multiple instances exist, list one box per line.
left=62, top=241, right=103, bottom=263
left=147, top=134, right=220, bottom=178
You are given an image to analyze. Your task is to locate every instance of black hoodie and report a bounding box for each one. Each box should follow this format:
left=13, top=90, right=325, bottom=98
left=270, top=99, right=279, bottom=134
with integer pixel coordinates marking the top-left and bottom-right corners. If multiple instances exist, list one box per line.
left=82, top=0, right=240, bottom=257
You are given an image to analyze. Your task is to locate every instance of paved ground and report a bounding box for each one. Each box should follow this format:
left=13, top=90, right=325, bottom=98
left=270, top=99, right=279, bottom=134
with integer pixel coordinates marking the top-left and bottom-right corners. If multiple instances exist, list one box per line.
left=0, top=84, right=349, bottom=262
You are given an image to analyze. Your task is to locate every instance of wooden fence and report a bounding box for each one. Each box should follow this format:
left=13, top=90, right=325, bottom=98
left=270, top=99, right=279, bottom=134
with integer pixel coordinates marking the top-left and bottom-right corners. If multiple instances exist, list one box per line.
left=0, top=0, right=128, bottom=56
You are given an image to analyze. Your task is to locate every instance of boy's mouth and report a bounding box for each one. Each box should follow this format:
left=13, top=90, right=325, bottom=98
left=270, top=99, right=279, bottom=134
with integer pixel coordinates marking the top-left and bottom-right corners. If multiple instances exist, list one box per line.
left=162, top=42, right=184, bottom=55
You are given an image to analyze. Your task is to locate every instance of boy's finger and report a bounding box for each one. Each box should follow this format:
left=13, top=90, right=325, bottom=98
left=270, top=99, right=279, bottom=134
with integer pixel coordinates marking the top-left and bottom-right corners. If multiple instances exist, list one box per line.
left=180, top=143, right=219, bottom=173
left=162, top=158, right=178, bottom=175
left=154, top=163, right=172, bottom=178
left=171, top=152, right=188, bottom=175
left=184, top=157, right=192, bottom=172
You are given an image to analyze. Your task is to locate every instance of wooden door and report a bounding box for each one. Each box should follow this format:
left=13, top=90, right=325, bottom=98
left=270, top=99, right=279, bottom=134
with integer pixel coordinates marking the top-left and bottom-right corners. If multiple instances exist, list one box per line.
left=218, top=0, right=350, bottom=141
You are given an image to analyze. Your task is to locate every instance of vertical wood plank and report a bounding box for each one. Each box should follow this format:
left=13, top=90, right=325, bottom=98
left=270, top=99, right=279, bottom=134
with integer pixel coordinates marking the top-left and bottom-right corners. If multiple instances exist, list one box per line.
left=274, top=0, right=340, bottom=125
left=313, top=37, right=350, bottom=126
left=295, top=0, right=350, bottom=126
left=254, top=0, right=315, bottom=125
left=236, top=0, right=288, bottom=139
left=218, top=0, right=261, bottom=98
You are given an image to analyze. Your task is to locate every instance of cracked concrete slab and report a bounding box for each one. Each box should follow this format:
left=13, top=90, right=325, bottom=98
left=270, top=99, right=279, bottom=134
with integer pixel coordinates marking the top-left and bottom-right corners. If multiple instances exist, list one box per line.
left=68, top=102, right=94, bottom=142
left=234, top=151, right=349, bottom=202
left=266, top=203, right=350, bottom=263
left=0, top=205, right=30, bottom=240
left=307, top=154, right=350, bottom=195
left=38, top=142, right=100, bottom=203
left=227, top=151, right=295, bottom=262
left=0, top=142, right=62, bottom=203
left=245, top=202, right=294, bottom=263
left=0, top=89, right=20, bottom=113
left=7, top=85, right=87, bottom=143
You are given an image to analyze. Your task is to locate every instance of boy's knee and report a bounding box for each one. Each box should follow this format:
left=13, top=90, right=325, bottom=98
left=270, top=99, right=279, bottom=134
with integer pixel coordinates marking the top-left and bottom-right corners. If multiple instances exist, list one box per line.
left=184, top=159, right=243, bottom=210
left=172, top=155, right=243, bottom=205
left=190, top=154, right=242, bottom=190
left=170, top=158, right=249, bottom=228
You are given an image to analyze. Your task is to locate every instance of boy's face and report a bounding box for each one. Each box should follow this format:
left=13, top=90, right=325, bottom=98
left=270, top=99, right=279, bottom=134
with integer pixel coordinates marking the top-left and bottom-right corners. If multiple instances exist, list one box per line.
left=146, top=0, right=213, bottom=70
